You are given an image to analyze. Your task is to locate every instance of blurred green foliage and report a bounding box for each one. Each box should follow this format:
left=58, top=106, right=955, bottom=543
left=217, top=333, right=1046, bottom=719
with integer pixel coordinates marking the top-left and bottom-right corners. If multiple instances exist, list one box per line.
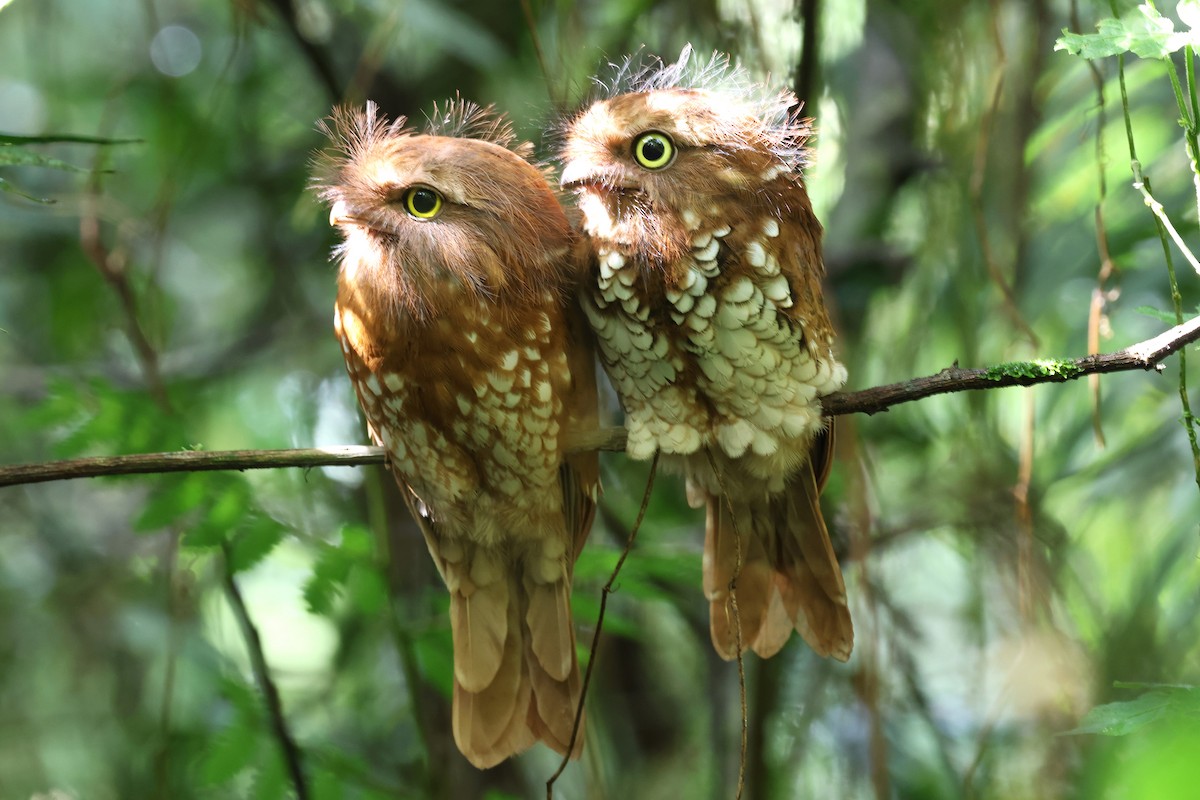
left=2, top=0, right=1200, bottom=798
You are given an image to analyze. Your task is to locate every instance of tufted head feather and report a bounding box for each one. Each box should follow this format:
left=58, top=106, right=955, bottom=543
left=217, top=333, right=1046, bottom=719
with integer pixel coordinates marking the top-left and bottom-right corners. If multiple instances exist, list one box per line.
left=558, top=45, right=817, bottom=265
left=422, top=95, right=531, bottom=157
left=597, top=46, right=765, bottom=113
left=562, top=45, right=814, bottom=169
left=312, top=100, right=572, bottom=322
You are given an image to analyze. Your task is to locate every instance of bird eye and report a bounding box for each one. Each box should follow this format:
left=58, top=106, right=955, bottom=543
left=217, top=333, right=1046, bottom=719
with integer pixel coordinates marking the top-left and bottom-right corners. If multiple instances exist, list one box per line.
left=632, top=131, right=675, bottom=170
left=403, top=186, right=443, bottom=220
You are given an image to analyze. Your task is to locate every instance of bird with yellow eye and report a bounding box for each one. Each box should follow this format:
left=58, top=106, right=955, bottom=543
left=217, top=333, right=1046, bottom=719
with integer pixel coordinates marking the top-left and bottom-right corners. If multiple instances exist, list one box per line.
left=559, top=46, right=853, bottom=663
left=632, top=131, right=675, bottom=169
left=401, top=185, right=443, bottom=219
left=313, top=100, right=601, bottom=768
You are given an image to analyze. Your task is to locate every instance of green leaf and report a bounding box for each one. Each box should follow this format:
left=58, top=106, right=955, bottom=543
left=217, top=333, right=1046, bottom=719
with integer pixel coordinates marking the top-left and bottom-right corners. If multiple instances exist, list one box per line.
left=227, top=515, right=286, bottom=573
left=302, top=526, right=380, bottom=615
left=1137, top=304, right=1183, bottom=324
left=50, top=385, right=117, bottom=457
left=627, top=550, right=701, bottom=588
left=219, top=675, right=264, bottom=721
left=312, top=747, right=392, bottom=798
left=250, top=749, right=286, bottom=800
left=183, top=478, right=252, bottom=549
left=346, top=564, right=388, bottom=615
left=135, top=474, right=208, bottom=531
left=1056, top=4, right=1194, bottom=59
left=0, top=174, right=52, bottom=203
left=40, top=379, right=177, bottom=461
left=1062, top=685, right=1200, bottom=736
left=573, top=545, right=697, bottom=605
left=311, top=767, right=347, bottom=800
left=339, top=523, right=376, bottom=557
left=573, top=555, right=616, bottom=585
left=199, top=718, right=261, bottom=786
left=569, top=593, right=640, bottom=642
left=303, top=543, right=352, bottom=615
left=0, top=140, right=119, bottom=203
left=22, top=376, right=84, bottom=429
left=0, top=145, right=90, bottom=172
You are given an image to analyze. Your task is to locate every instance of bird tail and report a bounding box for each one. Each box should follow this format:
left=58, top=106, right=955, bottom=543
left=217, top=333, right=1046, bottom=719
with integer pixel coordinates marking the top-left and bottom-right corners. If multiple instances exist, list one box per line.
left=702, top=458, right=853, bottom=661
left=448, top=546, right=584, bottom=769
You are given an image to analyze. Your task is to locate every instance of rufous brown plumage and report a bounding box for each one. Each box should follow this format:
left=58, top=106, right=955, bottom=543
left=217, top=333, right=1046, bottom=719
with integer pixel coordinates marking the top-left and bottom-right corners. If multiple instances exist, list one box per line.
left=313, top=100, right=600, bottom=767
left=559, top=47, right=853, bottom=662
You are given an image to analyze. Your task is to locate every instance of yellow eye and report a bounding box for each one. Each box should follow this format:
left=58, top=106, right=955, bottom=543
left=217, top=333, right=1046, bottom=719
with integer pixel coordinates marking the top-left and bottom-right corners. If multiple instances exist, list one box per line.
left=632, top=131, right=675, bottom=170
left=403, top=186, right=443, bottom=219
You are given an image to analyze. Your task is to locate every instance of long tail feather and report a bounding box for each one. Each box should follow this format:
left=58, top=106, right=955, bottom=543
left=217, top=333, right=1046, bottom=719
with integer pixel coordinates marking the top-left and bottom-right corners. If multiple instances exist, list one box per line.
left=703, top=460, right=853, bottom=661
left=448, top=546, right=584, bottom=768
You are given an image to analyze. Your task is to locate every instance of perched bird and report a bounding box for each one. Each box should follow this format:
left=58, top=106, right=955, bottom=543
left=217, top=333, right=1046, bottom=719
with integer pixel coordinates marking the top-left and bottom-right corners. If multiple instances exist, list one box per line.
left=313, top=100, right=600, bottom=767
left=559, top=47, right=853, bottom=662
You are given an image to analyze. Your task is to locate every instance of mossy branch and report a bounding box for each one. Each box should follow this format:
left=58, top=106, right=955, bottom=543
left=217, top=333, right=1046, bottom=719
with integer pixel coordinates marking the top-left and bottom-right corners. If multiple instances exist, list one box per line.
left=2, top=314, right=1199, bottom=489
left=820, top=312, right=1200, bottom=416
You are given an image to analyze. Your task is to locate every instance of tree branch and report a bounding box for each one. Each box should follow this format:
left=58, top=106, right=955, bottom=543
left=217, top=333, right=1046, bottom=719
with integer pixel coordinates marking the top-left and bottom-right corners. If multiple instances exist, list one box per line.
left=2, top=315, right=1197, bottom=489
left=220, top=545, right=310, bottom=800
left=822, top=313, right=1200, bottom=416
left=0, top=446, right=387, bottom=487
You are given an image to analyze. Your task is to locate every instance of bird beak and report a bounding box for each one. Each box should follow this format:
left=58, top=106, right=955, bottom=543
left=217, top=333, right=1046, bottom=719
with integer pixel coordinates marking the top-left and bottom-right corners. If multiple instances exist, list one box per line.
left=329, top=199, right=353, bottom=228
left=559, top=160, right=596, bottom=190
left=560, top=161, right=637, bottom=192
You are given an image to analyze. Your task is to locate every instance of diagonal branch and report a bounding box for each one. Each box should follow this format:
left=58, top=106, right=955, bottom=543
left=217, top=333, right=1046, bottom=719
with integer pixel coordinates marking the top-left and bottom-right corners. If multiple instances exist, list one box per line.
left=2, top=315, right=1198, bottom=489
left=821, top=313, right=1200, bottom=417
left=80, top=143, right=173, bottom=413
left=220, top=545, right=310, bottom=799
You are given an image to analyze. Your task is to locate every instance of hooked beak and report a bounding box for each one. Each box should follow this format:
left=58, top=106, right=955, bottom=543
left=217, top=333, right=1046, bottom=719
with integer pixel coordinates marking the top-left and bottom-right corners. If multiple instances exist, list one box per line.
left=560, top=160, right=641, bottom=194
left=559, top=159, right=596, bottom=190
left=329, top=199, right=354, bottom=228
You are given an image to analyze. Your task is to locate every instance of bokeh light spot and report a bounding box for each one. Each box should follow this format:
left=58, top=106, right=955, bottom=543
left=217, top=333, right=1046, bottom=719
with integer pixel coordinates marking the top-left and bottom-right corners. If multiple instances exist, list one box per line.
left=149, top=25, right=201, bottom=77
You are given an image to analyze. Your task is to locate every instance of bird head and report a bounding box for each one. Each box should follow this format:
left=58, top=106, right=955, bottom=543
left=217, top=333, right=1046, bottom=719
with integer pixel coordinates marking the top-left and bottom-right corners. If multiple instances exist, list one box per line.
left=559, top=47, right=814, bottom=267
left=314, top=100, right=574, bottom=321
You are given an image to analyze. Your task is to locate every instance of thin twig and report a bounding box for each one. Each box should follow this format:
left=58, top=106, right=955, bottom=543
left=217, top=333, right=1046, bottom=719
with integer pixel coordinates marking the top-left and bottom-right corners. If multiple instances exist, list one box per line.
left=518, top=0, right=560, bottom=111
left=1120, top=49, right=1200, bottom=492
left=729, top=577, right=747, bottom=800
left=342, top=5, right=404, bottom=107
left=79, top=120, right=172, bottom=413
left=968, top=9, right=1040, bottom=349
left=1165, top=46, right=1200, bottom=221
left=1132, top=175, right=1200, bottom=278
left=366, top=468, right=438, bottom=795
left=5, top=315, right=1200, bottom=488
left=1015, top=391, right=1035, bottom=622
left=219, top=545, right=310, bottom=799
left=261, top=0, right=342, bottom=101
left=545, top=452, right=660, bottom=799
left=705, top=452, right=748, bottom=800
left=1071, top=0, right=1116, bottom=447
left=152, top=530, right=182, bottom=800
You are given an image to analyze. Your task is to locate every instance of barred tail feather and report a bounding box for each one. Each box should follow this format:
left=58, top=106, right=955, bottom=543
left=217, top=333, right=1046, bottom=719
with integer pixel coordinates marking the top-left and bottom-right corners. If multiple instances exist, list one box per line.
left=777, top=462, right=852, bottom=660
left=452, top=588, right=534, bottom=767
left=449, top=549, right=584, bottom=768
left=702, top=460, right=853, bottom=662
